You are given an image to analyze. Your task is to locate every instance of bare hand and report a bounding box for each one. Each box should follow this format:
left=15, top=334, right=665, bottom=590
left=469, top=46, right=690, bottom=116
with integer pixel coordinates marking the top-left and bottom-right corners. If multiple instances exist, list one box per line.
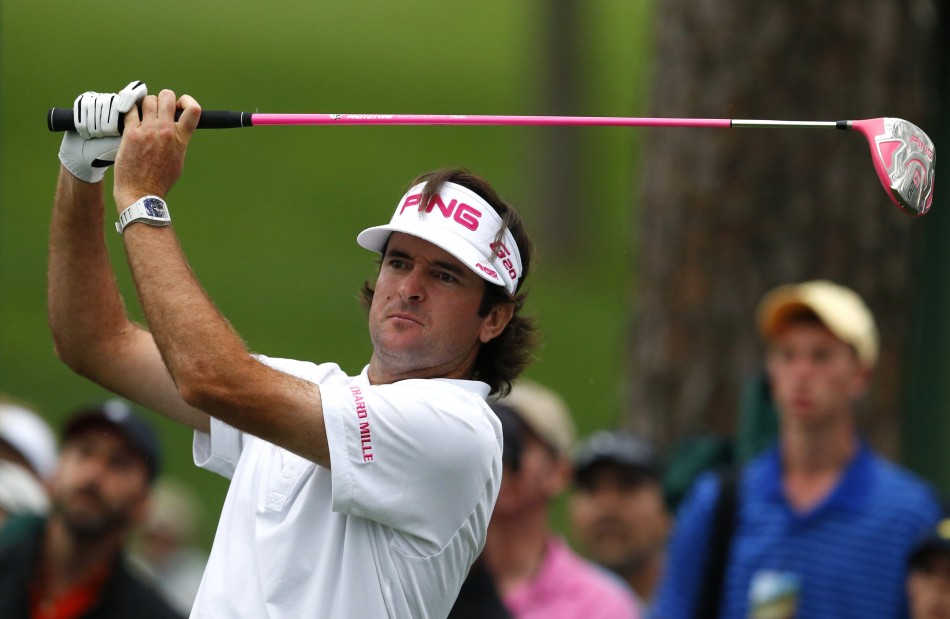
left=113, top=89, right=201, bottom=210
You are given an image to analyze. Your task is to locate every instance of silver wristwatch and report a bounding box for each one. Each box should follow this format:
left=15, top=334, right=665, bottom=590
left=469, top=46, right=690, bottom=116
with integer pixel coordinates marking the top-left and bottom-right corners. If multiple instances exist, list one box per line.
left=115, top=196, right=171, bottom=234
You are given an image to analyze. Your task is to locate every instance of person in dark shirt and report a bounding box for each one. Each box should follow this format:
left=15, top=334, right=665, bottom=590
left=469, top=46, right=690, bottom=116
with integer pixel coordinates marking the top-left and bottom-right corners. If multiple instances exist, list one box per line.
left=0, top=399, right=183, bottom=619
left=907, top=516, right=950, bottom=619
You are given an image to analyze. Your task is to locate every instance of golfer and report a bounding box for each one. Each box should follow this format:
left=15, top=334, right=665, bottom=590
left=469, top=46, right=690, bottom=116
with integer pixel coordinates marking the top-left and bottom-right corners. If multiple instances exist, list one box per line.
left=48, top=81, right=537, bottom=618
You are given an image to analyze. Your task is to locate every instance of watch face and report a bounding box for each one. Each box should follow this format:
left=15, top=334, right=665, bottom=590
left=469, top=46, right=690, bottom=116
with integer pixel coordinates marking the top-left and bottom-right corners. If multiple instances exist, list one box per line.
left=143, top=198, right=167, bottom=218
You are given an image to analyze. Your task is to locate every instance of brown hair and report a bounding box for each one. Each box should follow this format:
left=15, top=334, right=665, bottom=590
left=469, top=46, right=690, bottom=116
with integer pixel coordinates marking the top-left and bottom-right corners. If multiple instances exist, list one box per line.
left=360, top=168, right=538, bottom=395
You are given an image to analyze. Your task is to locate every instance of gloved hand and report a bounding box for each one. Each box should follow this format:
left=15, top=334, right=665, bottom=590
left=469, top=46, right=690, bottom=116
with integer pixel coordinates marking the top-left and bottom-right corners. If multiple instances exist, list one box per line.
left=58, top=80, right=147, bottom=183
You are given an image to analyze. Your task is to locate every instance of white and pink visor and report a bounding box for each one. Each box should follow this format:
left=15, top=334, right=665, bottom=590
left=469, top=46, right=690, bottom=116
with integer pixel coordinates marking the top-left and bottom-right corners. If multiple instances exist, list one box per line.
left=357, top=181, right=523, bottom=295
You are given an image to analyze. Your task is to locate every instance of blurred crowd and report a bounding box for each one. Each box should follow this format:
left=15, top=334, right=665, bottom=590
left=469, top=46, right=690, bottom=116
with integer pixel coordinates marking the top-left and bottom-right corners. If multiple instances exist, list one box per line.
left=447, top=278, right=949, bottom=619
left=3, top=279, right=949, bottom=618
left=0, top=397, right=206, bottom=618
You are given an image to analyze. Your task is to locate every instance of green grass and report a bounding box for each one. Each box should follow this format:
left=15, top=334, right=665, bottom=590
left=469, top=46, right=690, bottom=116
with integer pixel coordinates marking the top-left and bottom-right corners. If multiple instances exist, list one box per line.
left=1, top=0, right=652, bottom=547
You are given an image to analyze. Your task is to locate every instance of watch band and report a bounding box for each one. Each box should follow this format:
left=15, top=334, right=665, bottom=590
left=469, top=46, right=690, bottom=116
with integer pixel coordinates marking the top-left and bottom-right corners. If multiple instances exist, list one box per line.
left=115, top=196, right=171, bottom=234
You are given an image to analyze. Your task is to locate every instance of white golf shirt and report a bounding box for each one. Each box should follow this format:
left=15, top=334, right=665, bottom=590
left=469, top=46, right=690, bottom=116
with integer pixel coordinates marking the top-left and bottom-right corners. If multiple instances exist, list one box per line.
left=190, top=357, right=503, bottom=618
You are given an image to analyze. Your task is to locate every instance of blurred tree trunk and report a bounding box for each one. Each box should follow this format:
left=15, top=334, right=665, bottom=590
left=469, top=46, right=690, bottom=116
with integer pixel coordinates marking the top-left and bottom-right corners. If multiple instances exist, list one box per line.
left=626, top=0, right=939, bottom=456
left=902, top=2, right=950, bottom=490
left=536, top=0, right=583, bottom=259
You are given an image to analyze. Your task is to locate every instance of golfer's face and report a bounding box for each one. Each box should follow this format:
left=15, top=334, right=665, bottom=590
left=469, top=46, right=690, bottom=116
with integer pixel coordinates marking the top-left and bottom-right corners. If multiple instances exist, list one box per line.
left=367, top=233, right=494, bottom=381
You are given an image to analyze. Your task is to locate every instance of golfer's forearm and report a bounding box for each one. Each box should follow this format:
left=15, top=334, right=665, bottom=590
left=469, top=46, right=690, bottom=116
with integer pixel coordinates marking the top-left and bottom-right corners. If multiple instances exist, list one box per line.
left=122, top=224, right=330, bottom=464
left=122, top=223, right=244, bottom=396
left=48, top=168, right=135, bottom=369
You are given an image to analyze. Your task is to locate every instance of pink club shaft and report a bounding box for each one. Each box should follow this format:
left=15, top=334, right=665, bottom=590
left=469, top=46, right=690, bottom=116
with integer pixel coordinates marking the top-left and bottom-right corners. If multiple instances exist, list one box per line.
left=44, top=106, right=933, bottom=216
left=248, top=114, right=735, bottom=128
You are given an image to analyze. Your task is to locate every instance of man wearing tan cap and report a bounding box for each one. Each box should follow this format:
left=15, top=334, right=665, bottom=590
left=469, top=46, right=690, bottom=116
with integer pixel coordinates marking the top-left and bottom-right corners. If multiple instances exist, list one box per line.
left=654, top=280, right=941, bottom=619
left=469, top=380, right=642, bottom=619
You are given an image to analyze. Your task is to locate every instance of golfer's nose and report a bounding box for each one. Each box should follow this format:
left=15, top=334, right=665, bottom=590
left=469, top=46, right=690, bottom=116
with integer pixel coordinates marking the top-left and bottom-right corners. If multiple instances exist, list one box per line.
left=398, top=267, right=426, bottom=302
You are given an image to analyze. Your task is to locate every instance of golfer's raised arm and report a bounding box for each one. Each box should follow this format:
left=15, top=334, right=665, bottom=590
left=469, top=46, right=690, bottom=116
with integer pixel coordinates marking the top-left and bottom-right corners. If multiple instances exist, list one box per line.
left=48, top=164, right=211, bottom=434
left=111, top=89, right=332, bottom=466
left=48, top=81, right=209, bottom=435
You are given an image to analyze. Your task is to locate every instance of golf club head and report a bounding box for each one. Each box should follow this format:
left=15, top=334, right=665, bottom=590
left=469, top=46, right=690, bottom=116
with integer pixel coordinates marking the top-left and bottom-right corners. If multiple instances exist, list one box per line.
left=851, top=118, right=935, bottom=217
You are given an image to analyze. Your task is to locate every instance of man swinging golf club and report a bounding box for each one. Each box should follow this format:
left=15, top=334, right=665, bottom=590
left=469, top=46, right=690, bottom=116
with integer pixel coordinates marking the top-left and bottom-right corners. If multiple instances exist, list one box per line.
left=48, top=80, right=538, bottom=618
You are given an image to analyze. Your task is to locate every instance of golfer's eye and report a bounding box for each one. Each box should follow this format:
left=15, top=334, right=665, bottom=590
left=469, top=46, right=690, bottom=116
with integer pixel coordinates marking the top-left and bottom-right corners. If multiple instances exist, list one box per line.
left=435, top=270, right=459, bottom=284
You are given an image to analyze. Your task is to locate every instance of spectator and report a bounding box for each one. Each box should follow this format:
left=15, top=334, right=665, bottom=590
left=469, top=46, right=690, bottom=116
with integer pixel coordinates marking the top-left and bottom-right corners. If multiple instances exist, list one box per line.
left=653, top=280, right=942, bottom=619
left=570, top=430, right=670, bottom=609
left=477, top=380, right=642, bottom=619
left=0, top=399, right=183, bottom=618
left=130, top=480, right=208, bottom=615
left=0, top=461, right=49, bottom=528
left=0, top=399, right=58, bottom=481
left=907, top=517, right=950, bottom=619
left=448, top=557, right=513, bottom=619
left=0, top=399, right=57, bottom=527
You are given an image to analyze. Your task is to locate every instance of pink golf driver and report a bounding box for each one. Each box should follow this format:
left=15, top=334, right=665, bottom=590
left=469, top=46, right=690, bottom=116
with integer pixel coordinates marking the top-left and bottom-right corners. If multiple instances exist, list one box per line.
left=48, top=108, right=936, bottom=217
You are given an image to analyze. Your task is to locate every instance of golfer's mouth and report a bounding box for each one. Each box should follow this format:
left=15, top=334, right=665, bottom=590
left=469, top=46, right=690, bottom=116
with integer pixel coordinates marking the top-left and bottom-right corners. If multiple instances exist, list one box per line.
left=389, top=312, right=424, bottom=326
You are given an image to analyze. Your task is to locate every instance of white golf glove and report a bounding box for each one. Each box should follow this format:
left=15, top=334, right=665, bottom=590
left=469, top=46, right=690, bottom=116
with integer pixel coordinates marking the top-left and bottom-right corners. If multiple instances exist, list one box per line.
left=58, top=80, right=148, bottom=183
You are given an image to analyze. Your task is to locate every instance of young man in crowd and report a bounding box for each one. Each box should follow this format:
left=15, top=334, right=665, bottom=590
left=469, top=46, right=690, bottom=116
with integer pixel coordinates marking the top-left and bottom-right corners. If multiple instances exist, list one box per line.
left=653, top=280, right=941, bottom=619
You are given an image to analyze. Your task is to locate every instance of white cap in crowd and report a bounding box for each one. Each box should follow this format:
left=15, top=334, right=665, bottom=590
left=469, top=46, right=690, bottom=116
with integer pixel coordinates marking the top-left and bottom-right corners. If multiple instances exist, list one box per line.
left=0, top=460, right=49, bottom=516
left=0, top=402, right=58, bottom=480
left=492, top=379, right=576, bottom=456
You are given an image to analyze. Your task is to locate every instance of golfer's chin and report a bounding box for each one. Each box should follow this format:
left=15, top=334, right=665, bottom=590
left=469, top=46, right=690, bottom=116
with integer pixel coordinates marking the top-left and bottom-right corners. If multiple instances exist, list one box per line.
left=370, top=333, right=433, bottom=375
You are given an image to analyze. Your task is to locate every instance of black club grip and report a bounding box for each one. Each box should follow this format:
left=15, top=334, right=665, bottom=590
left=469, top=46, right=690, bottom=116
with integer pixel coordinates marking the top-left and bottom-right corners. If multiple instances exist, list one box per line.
left=47, top=108, right=252, bottom=132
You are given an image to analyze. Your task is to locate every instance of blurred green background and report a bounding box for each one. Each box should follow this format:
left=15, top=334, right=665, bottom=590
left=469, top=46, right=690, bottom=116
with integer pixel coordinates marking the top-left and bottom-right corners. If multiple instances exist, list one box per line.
left=1, top=0, right=652, bottom=546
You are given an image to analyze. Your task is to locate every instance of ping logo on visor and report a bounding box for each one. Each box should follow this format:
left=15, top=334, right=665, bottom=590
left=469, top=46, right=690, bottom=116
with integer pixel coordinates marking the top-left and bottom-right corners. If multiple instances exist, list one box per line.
left=357, top=181, right=523, bottom=295
left=398, top=192, right=482, bottom=231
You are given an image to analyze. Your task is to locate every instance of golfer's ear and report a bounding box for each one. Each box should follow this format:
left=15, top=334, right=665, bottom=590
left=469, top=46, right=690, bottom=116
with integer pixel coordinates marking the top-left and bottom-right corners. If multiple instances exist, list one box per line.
left=479, top=303, right=514, bottom=344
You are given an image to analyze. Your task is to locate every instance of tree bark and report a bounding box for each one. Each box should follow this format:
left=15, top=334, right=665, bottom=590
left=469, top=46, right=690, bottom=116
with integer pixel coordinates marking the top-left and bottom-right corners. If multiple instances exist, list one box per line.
left=627, top=0, right=939, bottom=456
left=536, top=0, right=584, bottom=259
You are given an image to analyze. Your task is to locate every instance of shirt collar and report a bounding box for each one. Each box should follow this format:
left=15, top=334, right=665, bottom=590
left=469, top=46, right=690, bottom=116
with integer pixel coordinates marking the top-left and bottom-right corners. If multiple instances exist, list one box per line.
left=358, top=365, right=490, bottom=399
left=764, top=437, right=873, bottom=514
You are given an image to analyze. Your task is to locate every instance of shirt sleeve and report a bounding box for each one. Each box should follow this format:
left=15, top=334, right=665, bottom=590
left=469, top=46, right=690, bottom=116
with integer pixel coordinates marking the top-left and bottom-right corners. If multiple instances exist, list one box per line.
left=652, top=471, right=723, bottom=619
left=192, top=355, right=346, bottom=480
left=193, top=417, right=246, bottom=480
left=322, top=377, right=501, bottom=553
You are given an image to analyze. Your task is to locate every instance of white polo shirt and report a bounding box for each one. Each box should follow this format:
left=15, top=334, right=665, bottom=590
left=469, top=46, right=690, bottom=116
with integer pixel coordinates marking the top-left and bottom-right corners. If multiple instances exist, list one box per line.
left=190, top=357, right=503, bottom=618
